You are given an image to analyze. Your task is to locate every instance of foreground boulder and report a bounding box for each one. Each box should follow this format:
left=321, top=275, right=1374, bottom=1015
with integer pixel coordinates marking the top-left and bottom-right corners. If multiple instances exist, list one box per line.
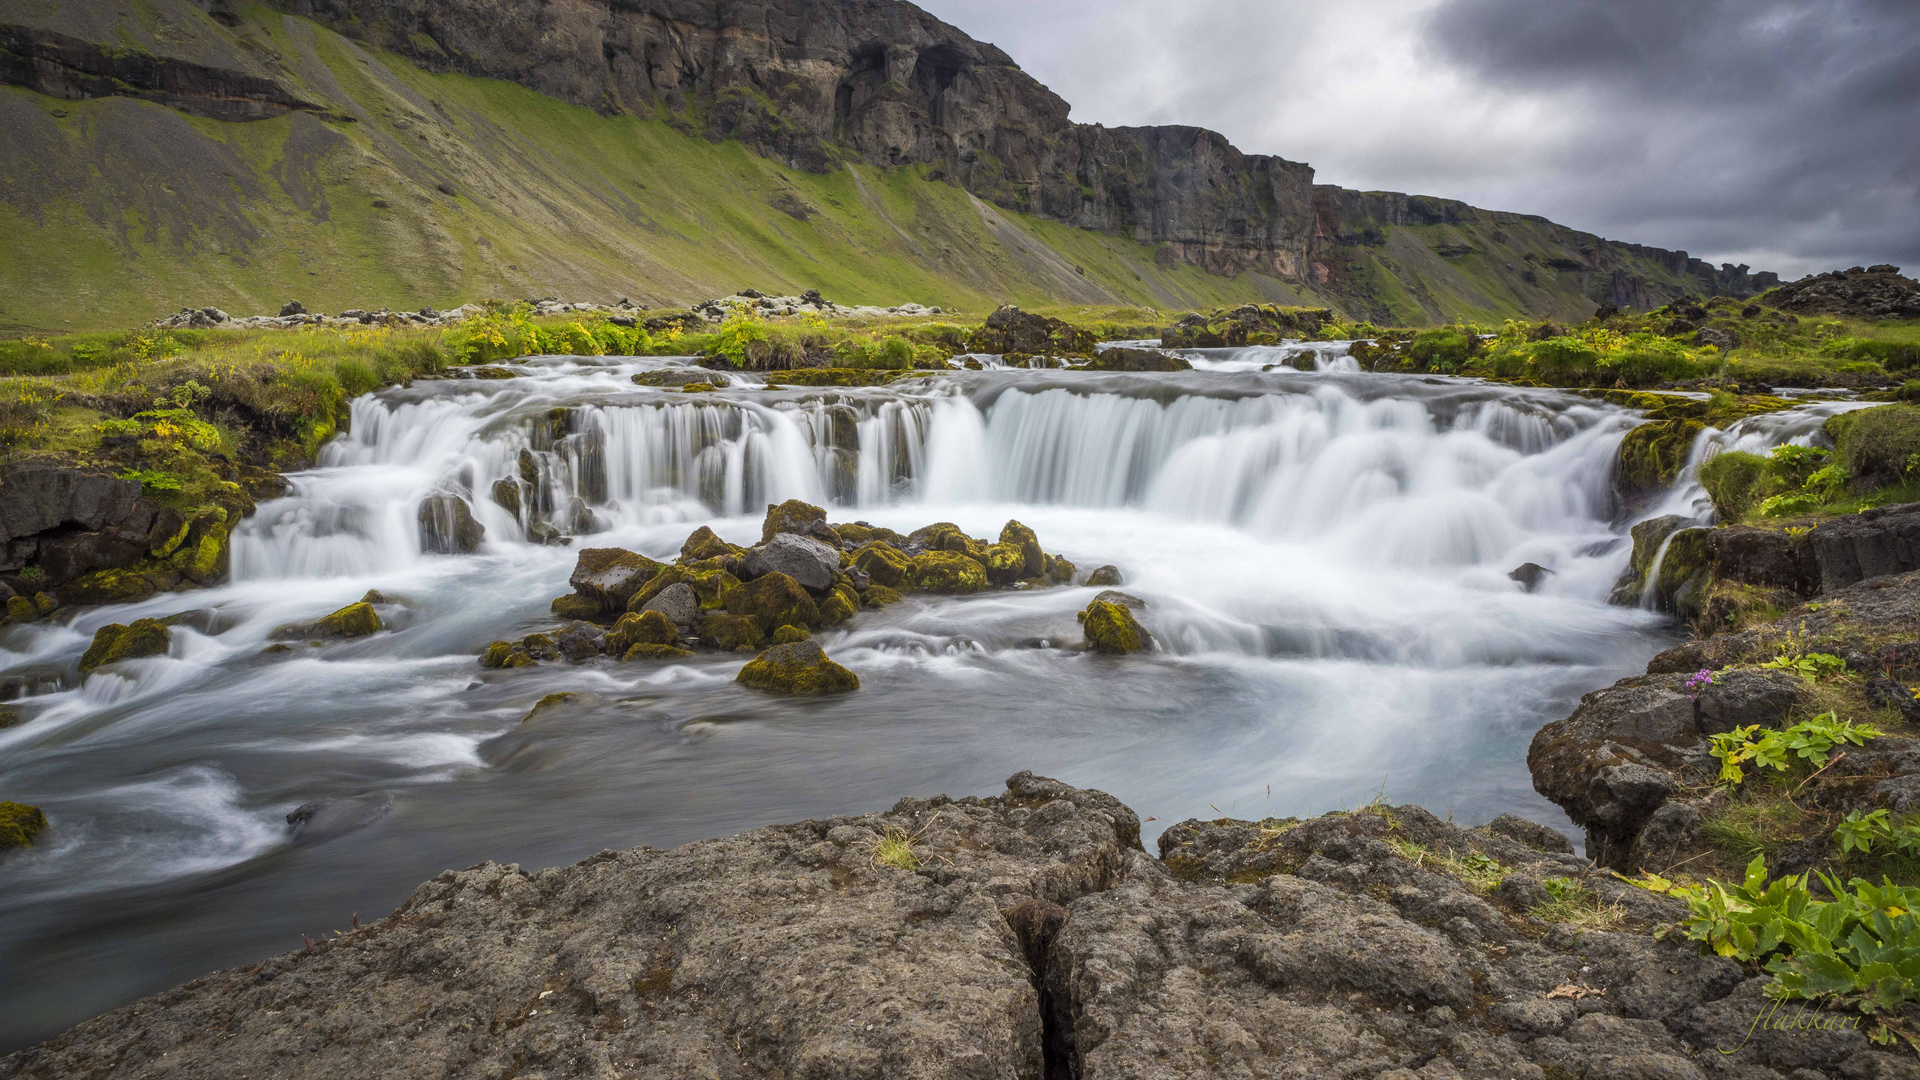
left=273, top=602, right=382, bottom=641
left=735, top=640, right=859, bottom=695
left=1079, top=597, right=1151, bottom=653
left=76, top=618, right=171, bottom=674
left=11, top=773, right=1893, bottom=1079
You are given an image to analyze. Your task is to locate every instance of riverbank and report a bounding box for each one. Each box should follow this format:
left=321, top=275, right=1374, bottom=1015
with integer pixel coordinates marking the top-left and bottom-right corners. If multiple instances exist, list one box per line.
left=12, top=769, right=1911, bottom=1080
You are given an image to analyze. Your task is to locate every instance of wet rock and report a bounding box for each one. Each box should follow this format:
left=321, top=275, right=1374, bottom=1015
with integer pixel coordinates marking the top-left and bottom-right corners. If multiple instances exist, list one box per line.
left=741, top=533, right=841, bottom=593
left=286, top=793, right=393, bottom=843
left=1527, top=677, right=1698, bottom=867
left=861, top=584, right=903, bottom=608
left=1708, top=526, right=1817, bottom=593
left=1079, top=599, right=1151, bottom=654
left=1508, top=562, right=1553, bottom=592
left=1160, top=304, right=1335, bottom=349
left=967, top=305, right=1097, bottom=357
left=1084, top=564, right=1123, bottom=587
left=1805, top=501, right=1920, bottom=592
left=641, top=582, right=701, bottom=628
left=700, top=612, right=763, bottom=651
left=1083, top=346, right=1191, bottom=372
left=1092, top=589, right=1145, bottom=611
left=760, top=499, right=840, bottom=546
left=520, top=692, right=579, bottom=724
left=0, top=801, right=49, bottom=849
left=417, top=493, right=485, bottom=555
left=553, top=622, right=606, bottom=663
left=909, top=551, right=988, bottom=594
left=489, top=478, right=522, bottom=519
left=851, top=542, right=912, bottom=587
left=735, top=640, right=859, bottom=695
left=480, top=641, right=537, bottom=669
left=624, top=643, right=695, bottom=660
left=1694, top=669, right=1806, bottom=736
left=679, top=525, right=743, bottom=563
left=723, top=572, right=818, bottom=631
left=607, top=610, right=679, bottom=655
left=567, top=548, right=665, bottom=612
left=77, top=618, right=171, bottom=674
left=275, top=602, right=382, bottom=641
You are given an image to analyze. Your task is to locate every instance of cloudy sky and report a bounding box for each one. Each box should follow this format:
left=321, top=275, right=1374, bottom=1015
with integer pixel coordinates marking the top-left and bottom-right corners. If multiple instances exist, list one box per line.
left=919, top=0, right=1919, bottom=279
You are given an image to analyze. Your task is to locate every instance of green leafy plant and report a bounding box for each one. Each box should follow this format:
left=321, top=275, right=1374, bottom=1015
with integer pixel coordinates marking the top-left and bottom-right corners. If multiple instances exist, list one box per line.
left=115, top=468, right=184, bottom=491
left=1630, top=856, right=1920, bottom=1046
left=1710, top=713, right=1879, bottom=785
left=1759, top=651, right=1848, bottom=683
left=1833, top=810, right=1920, bottom=858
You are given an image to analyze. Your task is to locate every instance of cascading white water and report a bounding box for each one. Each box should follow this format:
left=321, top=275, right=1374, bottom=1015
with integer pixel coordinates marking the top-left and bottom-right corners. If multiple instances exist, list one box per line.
left=0, top=345, right=1856, bottom=1052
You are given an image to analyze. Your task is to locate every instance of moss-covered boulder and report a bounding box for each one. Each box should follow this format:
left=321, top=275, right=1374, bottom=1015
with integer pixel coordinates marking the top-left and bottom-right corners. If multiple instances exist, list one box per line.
left=910, top=551, right=988, bottom=594
left=311, top=602, right=383, bottom=639
left=4, top=595, right=36, bottom=623
left=607, top=610, right=678, bottom=655
left=1085, top=565, right=1124, bottom=587
left=1084, top=347, right=1192, bottom=372
left=1046, top=555, right=1077, bottom=584
left=680, top=525, right=745, bottom=563
left=725, top=570, right=820, bottom=631
left=1618, top=418, right=1706, bottom=499
left=1160, top=305, right=1334, bottom=349
left=78, top=618, right=172, bottom=674
left=568, top=548, right=666, bottom=612
left=629, top=566, right=740, bottom=614
left=1079, top=600, right=1152, bottom=654
left=771, top=624, right=812, bottom=644
left=624, top=643, right=695, bottom=661
left=1697, top=451, right=1771, bottom=521
left=909, top=522, right=988, bottom=560
left=966, top=305, right=1098, bottom=357
left=997, top=521, right=1046, bottom=578
left=735, top=640, right=860, bottom=695
left=816, top=584, right=859, bottom=626
left=852, top=542, right=912, bottom=587
left=861, top=585, right=903, bottom=607
left=59, top=565, right=184, bottom=606
left=702, top=612, right=764, bottom=652
left=0, top=801, right=49, bottom=849
left=1827, top=404, right=1920, bottom=488
left=761, top=499, right=840, bottom=545
left=978, top=543, right=1030, bottom=586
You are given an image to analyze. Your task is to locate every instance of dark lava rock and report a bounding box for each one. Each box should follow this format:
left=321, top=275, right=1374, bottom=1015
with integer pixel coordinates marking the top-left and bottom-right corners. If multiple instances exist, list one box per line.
left=1708, top=525, right=1816, bottom=593
left=13, top=772, right=1900, bottom=1079
left=1083, top=347, right=1190, bottom=372
left=1805, top=501, right=1920, bottom=593
left=741, top=533, right=841, bottom=593
left=1507, top=562, right=1553, bottom=592
left=967, top=305, right=1097, bottom=357
left=1693, top=669, right=1807, bottom=736
left=1769, top=265, right=1920, bottom=320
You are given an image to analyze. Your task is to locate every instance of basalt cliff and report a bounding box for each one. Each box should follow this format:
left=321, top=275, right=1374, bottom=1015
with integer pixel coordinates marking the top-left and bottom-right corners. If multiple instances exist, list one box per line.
left=0, top=0, right=1774, bottom=329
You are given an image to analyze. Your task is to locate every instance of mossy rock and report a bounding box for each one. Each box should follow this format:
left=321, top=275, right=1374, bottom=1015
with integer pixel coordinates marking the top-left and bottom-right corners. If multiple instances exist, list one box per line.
left=313, top=602, right=383, bottom=638
left=0, top=801, right=49, bottom=849
left=702, top=612, right=764, bottom=651
left=769, top=368, right=916, bottom=388
left=910, top=522, right=988, bottom=560
left=629, top=566, right=741, bottom=613
left=608, top=610, right=679, bottom=654
left=1046, top=555, right=1077, bottom=584
left=1828, top=405, right=1920, bottom=488
left=997, top=520, right=1047, bottom=578
left=910, top=550, right=989, bottom=594
left=816, top=587, right=858, bottom=626
left=481, top=640, right=539, bottom=668
left=78, top=618, right=172, bottom=674
left=1085, top=565, right=1124, bottom=587
left=1079, top=600, right=1152, bottom=654
left=852, top=542, right=912, bottom=587
left=550, top=594, right=607, bottom=623
left=1698, top=451, right=1771, bottom=521
left=735, top=640, right=860, bottom=695
left=725, top=570, right=819, bottom=631
left=861, top=585, right=903, bottom=607
left=771, top=624, right=812, bottom=644
left=978, top=542, right=1030, bottom=586
left=0, top=704, right=23, bottom=729
left=1618, top=419, right=1706, bottom=495
left=59, top=564, right=183, bottom=606
left=568, top=548, right=666, bottom=612
left=680, top=525, right=745, bottom=563
left=834, top=522, right=905, bottom=546
left=4, top=596, right=36, bottom=623
left=623, top=643, right=695, bottom=661
left=521, top=692, right=578, bottom=723
left=519, top=633, right=559, bottom=661
left=761, top=499, right=839, bottom=545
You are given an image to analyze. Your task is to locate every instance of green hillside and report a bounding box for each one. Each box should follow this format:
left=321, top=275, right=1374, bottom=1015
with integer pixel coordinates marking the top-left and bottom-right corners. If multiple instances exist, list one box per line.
left=0, top=4, right=1321, bottom=333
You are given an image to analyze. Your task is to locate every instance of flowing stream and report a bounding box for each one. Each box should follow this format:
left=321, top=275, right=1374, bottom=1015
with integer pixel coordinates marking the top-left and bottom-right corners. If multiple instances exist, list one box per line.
left=0, top=346, right=1754, bottom=1048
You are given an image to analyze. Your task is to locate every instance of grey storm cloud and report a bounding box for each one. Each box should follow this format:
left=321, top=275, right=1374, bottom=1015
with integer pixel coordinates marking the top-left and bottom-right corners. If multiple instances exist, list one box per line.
left=919, top=0, right=1920, bottom=279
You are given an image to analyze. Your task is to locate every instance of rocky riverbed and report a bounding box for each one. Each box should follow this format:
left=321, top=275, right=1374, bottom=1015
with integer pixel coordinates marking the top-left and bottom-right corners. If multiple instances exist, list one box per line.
left=10, top=770, right=1916, bottom=1080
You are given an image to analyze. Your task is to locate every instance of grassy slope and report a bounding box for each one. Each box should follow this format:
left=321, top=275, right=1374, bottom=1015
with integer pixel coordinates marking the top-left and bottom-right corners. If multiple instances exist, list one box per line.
left=0, top=4, right=1296, bottom=333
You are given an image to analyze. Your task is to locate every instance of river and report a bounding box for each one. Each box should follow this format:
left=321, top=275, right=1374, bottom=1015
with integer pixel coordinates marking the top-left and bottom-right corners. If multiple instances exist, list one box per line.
left=0, top=343, right=1751, bottom=1049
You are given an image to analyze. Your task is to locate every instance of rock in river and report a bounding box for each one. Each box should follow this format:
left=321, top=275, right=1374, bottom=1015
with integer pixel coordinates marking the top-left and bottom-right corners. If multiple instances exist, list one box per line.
left=735, top=640, right=859, bottom=695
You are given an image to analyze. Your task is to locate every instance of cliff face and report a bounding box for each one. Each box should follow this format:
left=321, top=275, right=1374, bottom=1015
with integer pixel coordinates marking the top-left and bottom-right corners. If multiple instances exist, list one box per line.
left=279, top=0, right=1323, bottom=280
left=0, top=0, right=1778, bottom=326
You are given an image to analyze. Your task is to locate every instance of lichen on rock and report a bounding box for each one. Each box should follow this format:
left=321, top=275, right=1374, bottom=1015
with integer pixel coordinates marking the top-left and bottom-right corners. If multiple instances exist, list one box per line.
left=909, top=550, right=988, bottom=594
left=0, top=801, right=49, bottom=849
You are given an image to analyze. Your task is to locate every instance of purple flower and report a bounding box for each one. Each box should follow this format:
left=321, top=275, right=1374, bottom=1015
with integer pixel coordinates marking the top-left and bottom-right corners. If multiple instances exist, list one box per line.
left=1685, top=668, right=1716, bottom=700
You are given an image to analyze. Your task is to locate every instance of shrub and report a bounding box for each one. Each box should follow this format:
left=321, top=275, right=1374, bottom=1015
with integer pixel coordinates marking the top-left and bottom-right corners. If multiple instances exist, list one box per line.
left=1407, top=328, right=1471, bottom=372
left=1822, top=337, right=1920, bottom=372
left=1699, top=450, right=1769, bottom=521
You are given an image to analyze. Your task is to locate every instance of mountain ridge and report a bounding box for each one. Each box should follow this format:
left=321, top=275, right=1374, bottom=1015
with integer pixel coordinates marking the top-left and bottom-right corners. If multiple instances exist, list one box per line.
left=0, top=0, right=1778, bottom=330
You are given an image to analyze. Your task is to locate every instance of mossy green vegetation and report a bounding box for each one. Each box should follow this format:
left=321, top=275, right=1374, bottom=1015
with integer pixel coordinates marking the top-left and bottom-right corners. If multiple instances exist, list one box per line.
left=1698, top=407, right=1920, bottom=524
left=735, top=640, right=860, bottom=695
left=77, top=618, right=171, bottom=674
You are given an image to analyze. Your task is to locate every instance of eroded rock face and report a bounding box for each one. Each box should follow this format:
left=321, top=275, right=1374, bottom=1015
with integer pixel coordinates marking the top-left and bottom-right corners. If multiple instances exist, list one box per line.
left=8, top=774, right=1891, bottom=1080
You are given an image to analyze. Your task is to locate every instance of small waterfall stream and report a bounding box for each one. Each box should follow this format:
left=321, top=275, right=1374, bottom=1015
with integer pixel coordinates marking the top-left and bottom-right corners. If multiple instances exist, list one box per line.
left=0, top=348, right=1859, bottom=1050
